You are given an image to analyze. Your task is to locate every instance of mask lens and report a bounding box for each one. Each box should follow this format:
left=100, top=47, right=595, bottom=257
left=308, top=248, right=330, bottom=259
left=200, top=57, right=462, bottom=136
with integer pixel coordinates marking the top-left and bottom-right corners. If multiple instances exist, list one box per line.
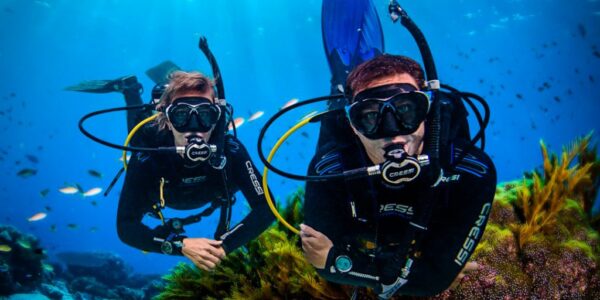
left=350, top=100, right=382, bottom=135
left=169, top=105, right=192, bottom=128
left=195, top=106, right=220, bottom=129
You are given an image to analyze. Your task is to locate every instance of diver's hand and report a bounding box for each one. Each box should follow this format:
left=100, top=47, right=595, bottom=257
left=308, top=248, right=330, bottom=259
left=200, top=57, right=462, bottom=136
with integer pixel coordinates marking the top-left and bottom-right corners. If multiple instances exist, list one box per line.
left=300, top=224, right=333, bottom=269
left=449, top=261, right=479, bottom=290
left=181, top=238, right=226, bottom=271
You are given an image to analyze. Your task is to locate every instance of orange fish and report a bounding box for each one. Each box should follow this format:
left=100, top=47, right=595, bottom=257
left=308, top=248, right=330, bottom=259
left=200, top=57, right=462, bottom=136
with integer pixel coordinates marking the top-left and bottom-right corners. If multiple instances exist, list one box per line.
left=28, top=212, right=47, bottom=222
left=248, top=111, right=264, bottom=122
left=228, top=117, right=245, bottom=131
left=280, top=98, right=298, bottom=110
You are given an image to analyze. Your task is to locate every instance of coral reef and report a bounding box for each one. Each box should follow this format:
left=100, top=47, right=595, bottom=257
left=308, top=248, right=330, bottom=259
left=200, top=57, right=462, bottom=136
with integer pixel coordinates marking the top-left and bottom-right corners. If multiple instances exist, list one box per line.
left=0, top=225, right=47, bottom=295
left=436, top=134, right=600, bottom=299
left=156, top=134, right=600, bottom=299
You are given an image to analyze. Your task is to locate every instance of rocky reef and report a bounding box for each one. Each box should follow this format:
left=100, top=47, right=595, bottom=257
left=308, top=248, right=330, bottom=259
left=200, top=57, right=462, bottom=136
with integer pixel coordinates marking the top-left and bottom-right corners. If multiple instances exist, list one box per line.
left=0, top=226, right=162, bottom=299
left=157, top=134, right=600, bottom=299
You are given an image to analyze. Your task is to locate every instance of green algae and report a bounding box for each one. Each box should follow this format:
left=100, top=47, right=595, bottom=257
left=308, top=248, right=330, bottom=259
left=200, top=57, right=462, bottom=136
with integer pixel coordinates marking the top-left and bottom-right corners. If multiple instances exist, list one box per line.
left=562, top=239, right=595, bottom=259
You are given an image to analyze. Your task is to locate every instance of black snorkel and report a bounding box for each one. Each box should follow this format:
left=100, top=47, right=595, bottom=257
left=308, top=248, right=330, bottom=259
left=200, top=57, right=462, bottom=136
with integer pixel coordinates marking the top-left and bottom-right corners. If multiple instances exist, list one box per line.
left=198, top=37, right=229, bottom=170
left=388, top=0, right=442, bottom=186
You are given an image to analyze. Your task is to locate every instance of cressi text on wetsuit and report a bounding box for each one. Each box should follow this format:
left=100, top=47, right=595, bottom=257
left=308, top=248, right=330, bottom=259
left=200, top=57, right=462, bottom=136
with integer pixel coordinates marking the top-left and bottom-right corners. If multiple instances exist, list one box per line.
left=305, top=139, right=496, bottom=296
left=117, top=132, right=274, bottom=255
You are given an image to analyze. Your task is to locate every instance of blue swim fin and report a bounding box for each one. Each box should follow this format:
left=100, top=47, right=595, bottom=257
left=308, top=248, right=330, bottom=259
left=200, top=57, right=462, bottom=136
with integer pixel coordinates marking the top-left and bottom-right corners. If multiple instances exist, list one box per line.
left=322, top=0, right=384, bottom=92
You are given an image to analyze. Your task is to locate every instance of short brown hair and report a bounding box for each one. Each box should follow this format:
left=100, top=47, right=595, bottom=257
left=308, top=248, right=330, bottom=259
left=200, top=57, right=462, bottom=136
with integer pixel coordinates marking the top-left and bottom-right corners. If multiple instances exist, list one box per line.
left=346, top=54, right=425, bottom=102
left=155, top=71, right=214, bottom=131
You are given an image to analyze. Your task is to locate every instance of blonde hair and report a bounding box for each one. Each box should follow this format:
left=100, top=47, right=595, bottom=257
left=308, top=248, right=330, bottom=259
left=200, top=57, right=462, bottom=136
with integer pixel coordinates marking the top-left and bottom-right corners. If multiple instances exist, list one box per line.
left=154, top=71, right=215, bottom=131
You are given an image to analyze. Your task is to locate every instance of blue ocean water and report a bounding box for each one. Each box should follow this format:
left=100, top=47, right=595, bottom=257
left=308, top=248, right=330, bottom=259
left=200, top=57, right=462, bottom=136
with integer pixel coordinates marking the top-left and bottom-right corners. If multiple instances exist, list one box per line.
left=0, top=0, right=598, bottom=275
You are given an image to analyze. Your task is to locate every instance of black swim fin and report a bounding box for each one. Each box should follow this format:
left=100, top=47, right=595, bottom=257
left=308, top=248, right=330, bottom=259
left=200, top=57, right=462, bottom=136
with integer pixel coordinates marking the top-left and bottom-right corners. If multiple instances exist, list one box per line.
left=145, top=60, right=181, bottom=85
left=64, top=75, right=140, bottom=94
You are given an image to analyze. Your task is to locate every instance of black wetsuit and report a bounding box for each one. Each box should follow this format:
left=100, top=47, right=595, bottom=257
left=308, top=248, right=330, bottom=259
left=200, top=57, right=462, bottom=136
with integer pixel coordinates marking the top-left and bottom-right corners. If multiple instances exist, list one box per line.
left=305, top=138, right=496, bottom=296
left=116, top=99, right=274, bottom=254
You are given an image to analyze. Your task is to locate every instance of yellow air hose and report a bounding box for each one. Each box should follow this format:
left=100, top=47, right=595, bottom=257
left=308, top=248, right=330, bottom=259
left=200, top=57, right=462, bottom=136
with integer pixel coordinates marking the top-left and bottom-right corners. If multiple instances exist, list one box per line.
left=122, top=114, right=158, bottom=170
left=262, top=115, right=315, bottom=235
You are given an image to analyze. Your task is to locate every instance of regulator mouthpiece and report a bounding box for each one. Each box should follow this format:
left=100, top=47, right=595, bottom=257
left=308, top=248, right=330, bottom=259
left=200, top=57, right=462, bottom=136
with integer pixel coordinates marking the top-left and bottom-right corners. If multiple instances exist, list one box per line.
left=184, top=136, right=216, bottom=164
left=381, top=143, right=421, bottom=186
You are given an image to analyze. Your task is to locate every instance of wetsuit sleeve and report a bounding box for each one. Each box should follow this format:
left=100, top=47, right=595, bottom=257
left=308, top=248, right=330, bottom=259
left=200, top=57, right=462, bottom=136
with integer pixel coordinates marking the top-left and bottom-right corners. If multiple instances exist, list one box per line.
left=392, top=147, right=497, bottom=296
left=304, top=151, right=381, bottom=288
left=218, top=137, right=275, bottom=253
left=116, top=153, right=178, bottom=255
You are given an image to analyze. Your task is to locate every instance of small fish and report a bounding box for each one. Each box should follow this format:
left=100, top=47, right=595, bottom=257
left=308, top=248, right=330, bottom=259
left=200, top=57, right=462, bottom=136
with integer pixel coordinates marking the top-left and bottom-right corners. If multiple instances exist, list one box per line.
left=301, top=131, right=309, bottom=138
left=554, top=96, right=561, bottom=103
left=280, top=98, right=299, bottom=110
left=248, top=111, right=264, bottom=122
left=49, top=224, right=57, bottom=232
left=44, top=206, right=52, bottom=212
left=75, top=184, right=85, bottom=194
left=228, top=117, right=245, bottom=131
left=590, top=75, right=595, bottom=83
left=91, top=200, right=98, bottom=206
left=67, top=224, right=78, bottom=230
left=593, top=50, right=600, bottom=58
left=28, top=212, right=47, bottom=222
left=17, top=168, right=37, bottom=178
left=16, top=238, right=31, bottom=249
left=83, top=187, right=102, bottom=197
left=88, top=169, right=102, bottom=178
left=25, top=154, right=39, bottom=163
left=39, top=188, right=50, bottom=197
left=516, top=93, right=523, bottom=99
left=0, top=245, right=11, bottom=252
left=90, top=227, right=98, bottom=233
left=59, top=186, right=79, bottom=194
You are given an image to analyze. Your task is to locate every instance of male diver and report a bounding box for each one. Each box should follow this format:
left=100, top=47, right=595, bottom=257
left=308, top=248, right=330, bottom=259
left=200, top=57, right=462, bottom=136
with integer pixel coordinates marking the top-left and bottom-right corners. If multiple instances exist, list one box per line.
left=299, top=0, right=496, bottom=298
left=70, top=52, right=274, bottom=270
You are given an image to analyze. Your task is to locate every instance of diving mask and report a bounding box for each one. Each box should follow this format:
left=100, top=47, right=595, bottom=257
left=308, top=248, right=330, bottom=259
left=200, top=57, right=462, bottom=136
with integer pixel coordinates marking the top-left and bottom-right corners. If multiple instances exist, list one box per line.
left=165, top=97, right=221, bottom=132
left=347, top=83, right=431, bottom=140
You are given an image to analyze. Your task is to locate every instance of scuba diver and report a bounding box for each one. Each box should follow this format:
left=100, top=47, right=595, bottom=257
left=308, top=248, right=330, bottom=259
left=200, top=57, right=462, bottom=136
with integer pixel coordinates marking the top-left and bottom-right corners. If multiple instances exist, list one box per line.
left=256, top=0, right=496, bottom=298
left=70, top=40, right=274, bottom=271
left=301, top=54, right=496, bottom=297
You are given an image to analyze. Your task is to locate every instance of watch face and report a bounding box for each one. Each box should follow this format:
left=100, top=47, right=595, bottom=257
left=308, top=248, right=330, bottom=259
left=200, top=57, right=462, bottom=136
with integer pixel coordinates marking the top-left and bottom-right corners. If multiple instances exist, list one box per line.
left=161, top=241, right=173, bottom=254
left=335, top=255, right=352, bottom=273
